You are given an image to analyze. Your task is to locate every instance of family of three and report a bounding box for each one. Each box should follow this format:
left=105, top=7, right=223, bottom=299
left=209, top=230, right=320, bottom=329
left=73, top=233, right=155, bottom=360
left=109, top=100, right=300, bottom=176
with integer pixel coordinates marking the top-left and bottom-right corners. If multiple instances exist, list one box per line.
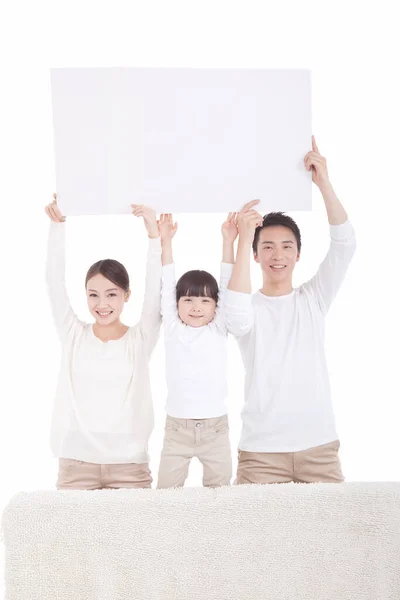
left=45, top=138, right=356, bottom=491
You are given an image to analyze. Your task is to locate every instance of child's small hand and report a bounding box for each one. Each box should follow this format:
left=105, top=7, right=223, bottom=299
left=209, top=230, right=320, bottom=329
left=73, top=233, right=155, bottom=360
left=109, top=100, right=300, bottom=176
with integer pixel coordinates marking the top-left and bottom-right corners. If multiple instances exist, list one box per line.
left=158, top=213, right=178, bottom=243
left=45, top=193, right=66, bottom=222
left=222, top=212, right=238, bottom=242
left=131, top=204, right=159, bottom=238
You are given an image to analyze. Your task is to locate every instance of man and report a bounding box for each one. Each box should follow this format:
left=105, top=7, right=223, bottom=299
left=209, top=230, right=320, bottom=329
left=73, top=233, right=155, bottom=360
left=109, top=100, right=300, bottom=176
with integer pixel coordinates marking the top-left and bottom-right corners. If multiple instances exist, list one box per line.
left=226, top=137, right=356, bottom=484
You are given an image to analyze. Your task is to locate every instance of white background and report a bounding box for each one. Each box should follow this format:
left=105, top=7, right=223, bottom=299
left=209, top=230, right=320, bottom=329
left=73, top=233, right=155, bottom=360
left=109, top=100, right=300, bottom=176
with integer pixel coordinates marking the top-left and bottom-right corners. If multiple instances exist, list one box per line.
left=1, top=1, right=399, bottom=592
left=51, top=67, right=312, bottom=214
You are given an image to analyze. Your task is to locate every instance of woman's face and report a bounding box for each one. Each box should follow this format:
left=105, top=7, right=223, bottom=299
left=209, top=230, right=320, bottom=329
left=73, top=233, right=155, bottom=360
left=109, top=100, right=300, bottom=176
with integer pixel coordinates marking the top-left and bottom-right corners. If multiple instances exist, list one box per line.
left=86, top=273, right=130, bottom=325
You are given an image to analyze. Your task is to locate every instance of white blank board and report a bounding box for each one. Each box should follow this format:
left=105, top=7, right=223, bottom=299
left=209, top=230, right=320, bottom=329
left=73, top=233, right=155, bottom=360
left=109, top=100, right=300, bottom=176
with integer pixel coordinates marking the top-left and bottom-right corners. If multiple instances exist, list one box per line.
left=51, top=68, right=312, bottom=215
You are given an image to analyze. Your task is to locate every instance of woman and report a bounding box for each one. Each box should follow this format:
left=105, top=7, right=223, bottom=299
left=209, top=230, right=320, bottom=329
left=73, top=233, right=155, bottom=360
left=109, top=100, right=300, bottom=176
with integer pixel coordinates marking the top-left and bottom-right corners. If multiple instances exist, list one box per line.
left=45, top=194, right=161, bottom=490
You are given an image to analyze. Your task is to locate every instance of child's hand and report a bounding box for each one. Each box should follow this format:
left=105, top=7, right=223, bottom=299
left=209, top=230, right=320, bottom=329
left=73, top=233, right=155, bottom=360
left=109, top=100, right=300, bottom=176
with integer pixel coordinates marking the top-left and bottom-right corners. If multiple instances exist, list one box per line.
left=221, top=212, right=238, bottom=242
left=45, top=193, right=66, bottom=222
left=158, top=213, right=178, bottom=243
left=304, top=136, right=330, bottom=190
left=131, top=204, right=159, bottom=238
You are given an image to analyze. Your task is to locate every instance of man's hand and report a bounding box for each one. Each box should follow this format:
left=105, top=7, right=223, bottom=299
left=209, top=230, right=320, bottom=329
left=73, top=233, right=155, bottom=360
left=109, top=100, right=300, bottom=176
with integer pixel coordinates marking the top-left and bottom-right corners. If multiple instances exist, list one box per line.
left=227, top=200, right=261, bottom=294
left=304, top=136, right=330, bottom=190
left=131, top=204, right=159, bottom=238
left=305, top=136, right=348, bottom=225
left=237, top=200, right=263, bottom=244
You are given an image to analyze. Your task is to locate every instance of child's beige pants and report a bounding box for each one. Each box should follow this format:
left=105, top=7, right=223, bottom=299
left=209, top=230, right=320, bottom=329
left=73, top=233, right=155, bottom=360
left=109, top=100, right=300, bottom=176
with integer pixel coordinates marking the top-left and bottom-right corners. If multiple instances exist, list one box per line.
left=157, top=414, right=232, bottom=488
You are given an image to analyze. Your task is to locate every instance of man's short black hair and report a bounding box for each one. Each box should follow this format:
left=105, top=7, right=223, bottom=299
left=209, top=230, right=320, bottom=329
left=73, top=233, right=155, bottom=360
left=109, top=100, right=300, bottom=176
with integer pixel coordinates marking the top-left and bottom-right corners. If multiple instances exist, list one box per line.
left=252, top=212, right=302, bottom=254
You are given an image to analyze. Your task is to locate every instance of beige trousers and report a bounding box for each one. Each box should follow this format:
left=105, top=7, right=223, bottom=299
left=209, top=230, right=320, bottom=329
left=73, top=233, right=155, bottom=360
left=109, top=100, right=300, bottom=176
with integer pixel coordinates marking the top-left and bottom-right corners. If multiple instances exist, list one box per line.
left=236, top=440, right=344, bottom=484
left=56, top=458, right=153, bottom=490
left=157, top=415, right=232, bottom=488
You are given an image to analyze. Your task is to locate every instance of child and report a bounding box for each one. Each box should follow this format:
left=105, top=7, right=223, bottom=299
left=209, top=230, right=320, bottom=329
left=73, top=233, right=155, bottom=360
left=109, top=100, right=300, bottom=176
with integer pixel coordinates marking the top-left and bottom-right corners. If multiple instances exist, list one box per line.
left=45, top=195, right=161, bottom=490
left=157, top=212, right=238, bottom=488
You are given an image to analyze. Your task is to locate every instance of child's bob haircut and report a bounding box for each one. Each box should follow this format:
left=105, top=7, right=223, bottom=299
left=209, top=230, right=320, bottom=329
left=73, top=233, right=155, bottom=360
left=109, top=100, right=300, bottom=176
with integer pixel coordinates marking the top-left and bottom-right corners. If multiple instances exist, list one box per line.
left=176, top=270, right=219, bottom=304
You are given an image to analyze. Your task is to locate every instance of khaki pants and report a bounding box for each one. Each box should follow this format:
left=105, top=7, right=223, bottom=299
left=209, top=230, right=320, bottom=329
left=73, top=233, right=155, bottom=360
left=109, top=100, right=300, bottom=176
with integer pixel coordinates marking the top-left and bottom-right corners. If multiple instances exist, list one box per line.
left=236, top=440, right=344, bottom=484
left=57, top=458, right=153, bottom=490
left=157, top=415, right=232, bottom=489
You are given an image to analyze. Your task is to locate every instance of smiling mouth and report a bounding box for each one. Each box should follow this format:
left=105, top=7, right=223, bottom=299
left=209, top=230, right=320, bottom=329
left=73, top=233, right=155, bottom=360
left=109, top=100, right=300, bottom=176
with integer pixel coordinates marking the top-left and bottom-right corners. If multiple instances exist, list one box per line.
left=270, top=265, right=286, bottom=270
left=96, top=311, right=113, bottom=318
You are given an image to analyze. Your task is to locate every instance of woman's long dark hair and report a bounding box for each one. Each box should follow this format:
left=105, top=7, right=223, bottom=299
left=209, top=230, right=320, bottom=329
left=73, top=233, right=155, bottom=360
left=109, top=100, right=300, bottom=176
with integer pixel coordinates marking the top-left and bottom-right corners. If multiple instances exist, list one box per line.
left=85, top=259, right=130, bottom=292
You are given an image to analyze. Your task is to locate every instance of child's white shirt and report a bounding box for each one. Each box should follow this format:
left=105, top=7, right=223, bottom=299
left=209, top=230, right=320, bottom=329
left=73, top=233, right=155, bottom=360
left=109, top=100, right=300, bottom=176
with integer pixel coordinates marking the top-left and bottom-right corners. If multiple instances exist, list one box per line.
left=225, top=220, right=356, bottom=453
left=162, top=262, right=233, bottom=419
left=46, top=222, right=162, bottom=464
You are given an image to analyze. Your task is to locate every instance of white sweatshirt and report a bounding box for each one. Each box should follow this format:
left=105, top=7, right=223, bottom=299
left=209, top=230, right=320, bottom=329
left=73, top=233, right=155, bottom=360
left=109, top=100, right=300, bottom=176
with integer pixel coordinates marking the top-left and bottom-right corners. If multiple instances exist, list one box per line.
left=46, top=222, right=162, bottom=464
left=225, top=220, right=356, bottom=453
left=162, top=262, right=233, bottom=419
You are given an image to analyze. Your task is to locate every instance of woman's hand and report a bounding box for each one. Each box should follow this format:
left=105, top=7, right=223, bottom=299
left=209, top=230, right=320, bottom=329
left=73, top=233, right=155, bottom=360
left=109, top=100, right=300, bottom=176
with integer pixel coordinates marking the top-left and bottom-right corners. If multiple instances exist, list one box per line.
left=131, top=204, right=159, bottom=238
left=45, top=193, right=65, bottom=222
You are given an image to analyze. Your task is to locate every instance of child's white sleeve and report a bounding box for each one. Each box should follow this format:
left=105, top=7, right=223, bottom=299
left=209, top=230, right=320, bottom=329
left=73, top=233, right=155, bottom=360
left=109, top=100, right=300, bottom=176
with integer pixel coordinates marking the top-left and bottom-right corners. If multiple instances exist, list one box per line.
left=136, top=236, right=162, bottom=355
left=161, top=263, right=179, bottom=332
left=213, top=262, right=234, bottom=332
left=302, top=220, right=356, bottom=314
left=45, top=222, right=81, bottom=341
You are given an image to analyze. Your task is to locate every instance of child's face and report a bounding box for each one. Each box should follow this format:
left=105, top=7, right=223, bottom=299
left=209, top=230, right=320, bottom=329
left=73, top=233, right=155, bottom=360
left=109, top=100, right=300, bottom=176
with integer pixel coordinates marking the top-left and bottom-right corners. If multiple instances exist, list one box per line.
left=178, top=295, right=217, bottom=327
left=86, top=273, right=130, bottom=325
left=254, top=225, right=300, bottom=283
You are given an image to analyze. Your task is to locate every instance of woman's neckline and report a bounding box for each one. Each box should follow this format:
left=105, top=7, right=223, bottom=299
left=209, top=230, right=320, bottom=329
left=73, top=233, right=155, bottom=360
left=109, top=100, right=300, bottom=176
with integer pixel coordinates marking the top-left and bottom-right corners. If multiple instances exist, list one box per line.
left=90, top=324, right=130, bottom=344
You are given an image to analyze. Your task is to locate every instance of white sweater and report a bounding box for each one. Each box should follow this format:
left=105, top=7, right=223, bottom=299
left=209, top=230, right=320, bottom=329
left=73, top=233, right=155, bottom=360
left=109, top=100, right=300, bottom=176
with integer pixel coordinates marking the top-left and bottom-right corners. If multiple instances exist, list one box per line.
left=46, top=222, right=162, bottom=464
left=162, top=262, right=233, bottom=419
left=225, top=220, right=356, bottom=453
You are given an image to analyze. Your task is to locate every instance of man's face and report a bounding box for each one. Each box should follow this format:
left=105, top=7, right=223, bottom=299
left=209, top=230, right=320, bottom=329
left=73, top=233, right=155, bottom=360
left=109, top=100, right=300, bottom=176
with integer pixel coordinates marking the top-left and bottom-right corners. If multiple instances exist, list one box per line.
left=254, top=225, right=300, bottom=282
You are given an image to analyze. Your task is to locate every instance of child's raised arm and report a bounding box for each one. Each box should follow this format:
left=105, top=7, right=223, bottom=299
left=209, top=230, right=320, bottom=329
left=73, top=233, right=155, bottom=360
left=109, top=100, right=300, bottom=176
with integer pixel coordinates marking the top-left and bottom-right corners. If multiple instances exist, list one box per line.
left=158, top=214, right=179, bottom=329
left=221, top=212, right=238, bottom=265
left=212, top=212, right=239, bottom=332
left=158, top=213, right=177, bottom=266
